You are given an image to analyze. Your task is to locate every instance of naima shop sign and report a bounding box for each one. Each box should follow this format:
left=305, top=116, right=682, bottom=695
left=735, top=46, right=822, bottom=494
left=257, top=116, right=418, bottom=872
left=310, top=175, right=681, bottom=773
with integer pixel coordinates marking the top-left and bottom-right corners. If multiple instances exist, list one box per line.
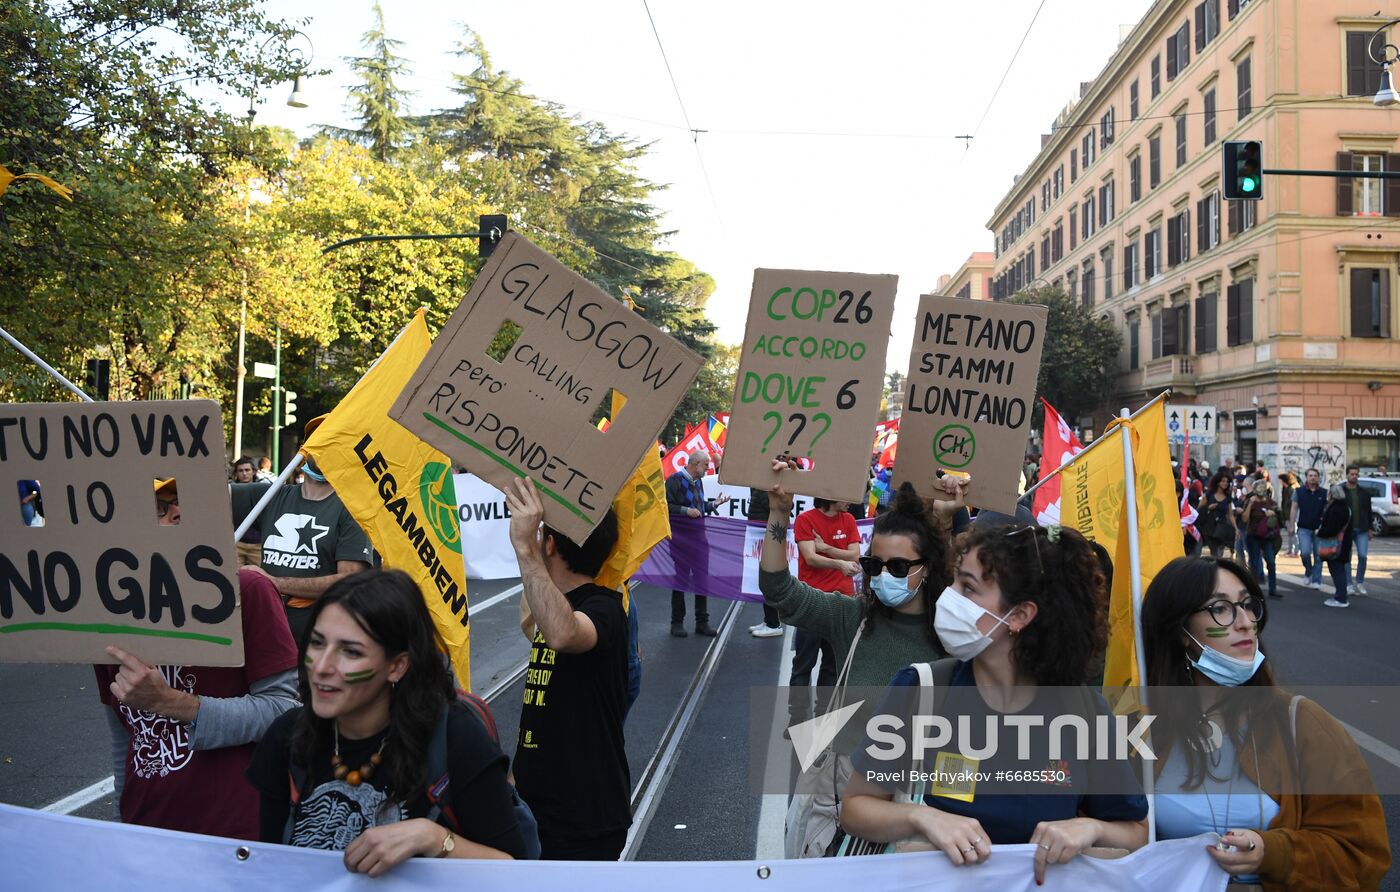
left=1165, top=403, right=1217, bottom=446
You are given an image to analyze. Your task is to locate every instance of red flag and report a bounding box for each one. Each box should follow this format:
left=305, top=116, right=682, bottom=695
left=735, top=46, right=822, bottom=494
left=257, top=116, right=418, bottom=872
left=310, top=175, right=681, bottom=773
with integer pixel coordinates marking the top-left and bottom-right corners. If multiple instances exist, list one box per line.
left=1032, top=398, right=1085, bottom=525
left=661, top=426, right=717, bottom=478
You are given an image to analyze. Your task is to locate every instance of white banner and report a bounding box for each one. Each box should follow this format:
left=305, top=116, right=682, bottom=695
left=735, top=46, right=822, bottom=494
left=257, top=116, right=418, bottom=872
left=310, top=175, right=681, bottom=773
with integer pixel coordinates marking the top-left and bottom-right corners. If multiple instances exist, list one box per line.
left=0, top=804, right=1225, bottom=891
left=454, top=473, right=520, bottom=580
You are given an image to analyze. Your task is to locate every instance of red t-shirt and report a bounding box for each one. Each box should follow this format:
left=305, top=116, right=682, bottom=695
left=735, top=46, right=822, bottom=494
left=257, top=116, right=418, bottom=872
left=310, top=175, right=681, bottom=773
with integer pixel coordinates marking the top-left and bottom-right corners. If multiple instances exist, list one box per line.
left=794, top=508, right=861, bottom=595
left=95, top=567, right=298, bottom=839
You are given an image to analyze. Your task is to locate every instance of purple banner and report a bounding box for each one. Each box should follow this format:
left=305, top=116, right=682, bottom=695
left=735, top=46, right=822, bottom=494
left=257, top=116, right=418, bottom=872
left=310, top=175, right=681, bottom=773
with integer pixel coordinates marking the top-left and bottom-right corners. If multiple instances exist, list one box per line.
left=634, top=515, right=874, bottom=603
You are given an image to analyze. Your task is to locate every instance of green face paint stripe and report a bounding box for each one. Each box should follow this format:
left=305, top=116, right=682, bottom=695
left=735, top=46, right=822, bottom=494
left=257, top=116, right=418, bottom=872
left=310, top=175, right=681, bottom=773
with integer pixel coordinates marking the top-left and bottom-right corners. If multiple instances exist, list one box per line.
left=304, top=655, right=314, bottom=667
left=1204, top=627, right=1231, bottom=638
left=0, top=622, right=232, bottom=646
left=344, top=669, right=376, bottom=683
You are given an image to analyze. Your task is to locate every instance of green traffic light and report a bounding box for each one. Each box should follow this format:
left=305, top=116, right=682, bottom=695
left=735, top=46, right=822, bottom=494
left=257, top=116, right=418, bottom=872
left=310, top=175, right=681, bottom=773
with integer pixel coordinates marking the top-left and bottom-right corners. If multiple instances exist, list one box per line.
left=1241, top=176, right=1257, bottom=193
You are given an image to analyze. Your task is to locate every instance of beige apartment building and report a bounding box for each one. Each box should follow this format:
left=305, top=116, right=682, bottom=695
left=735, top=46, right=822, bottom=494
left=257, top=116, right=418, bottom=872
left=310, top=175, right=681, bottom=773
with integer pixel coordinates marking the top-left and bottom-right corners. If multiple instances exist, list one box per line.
left=987, top=0, right=1400, bottom=478
left=935, top=252, right=995, bottom=300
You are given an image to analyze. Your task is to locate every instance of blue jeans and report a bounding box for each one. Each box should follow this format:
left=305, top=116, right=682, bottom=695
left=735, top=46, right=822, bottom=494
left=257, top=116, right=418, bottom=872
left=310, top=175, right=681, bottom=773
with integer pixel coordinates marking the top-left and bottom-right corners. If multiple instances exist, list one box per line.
left=1297, top=527, right=1322, bottom=584
left=20, top=501, right=35, bottom=526
left=1245, top=536, right=1278, bottom=595
left=1344, top=530, right=1370, bottom=587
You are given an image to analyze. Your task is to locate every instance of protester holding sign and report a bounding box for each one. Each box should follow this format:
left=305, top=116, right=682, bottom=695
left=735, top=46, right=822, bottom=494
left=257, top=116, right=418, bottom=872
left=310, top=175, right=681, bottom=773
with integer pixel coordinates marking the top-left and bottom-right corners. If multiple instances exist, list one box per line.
left=1142, top=556, right=1390, bottom=889
left=505, top=477, right=631, bottom=861
left=842, top=523, right=1148, bottom=884
left=248, top=569, right=529, bottom=871
left=96, top=478, right=298, bottom=841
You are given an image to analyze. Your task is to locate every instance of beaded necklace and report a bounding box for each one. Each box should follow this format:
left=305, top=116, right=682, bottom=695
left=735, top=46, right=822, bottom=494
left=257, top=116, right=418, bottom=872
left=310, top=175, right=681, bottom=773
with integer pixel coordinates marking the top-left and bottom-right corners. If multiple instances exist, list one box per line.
left=332, top=721, right=387, bottom=787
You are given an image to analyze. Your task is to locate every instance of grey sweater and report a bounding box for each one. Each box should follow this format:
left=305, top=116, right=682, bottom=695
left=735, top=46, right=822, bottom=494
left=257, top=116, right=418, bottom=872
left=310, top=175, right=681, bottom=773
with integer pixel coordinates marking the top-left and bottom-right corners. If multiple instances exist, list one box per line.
left=759, top=569, right=946, bottom=689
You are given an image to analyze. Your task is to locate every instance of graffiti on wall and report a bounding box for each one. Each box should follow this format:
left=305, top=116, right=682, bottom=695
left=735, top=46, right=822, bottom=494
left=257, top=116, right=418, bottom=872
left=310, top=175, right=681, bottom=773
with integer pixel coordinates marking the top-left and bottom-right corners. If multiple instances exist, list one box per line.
left=1278, top=442, right=1345, bottom=483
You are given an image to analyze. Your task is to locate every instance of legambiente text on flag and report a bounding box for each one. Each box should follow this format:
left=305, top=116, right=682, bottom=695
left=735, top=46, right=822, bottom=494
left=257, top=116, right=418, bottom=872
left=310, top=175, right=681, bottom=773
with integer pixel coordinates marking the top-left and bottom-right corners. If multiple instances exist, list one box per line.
left=303, top=310, right=471, bottom=690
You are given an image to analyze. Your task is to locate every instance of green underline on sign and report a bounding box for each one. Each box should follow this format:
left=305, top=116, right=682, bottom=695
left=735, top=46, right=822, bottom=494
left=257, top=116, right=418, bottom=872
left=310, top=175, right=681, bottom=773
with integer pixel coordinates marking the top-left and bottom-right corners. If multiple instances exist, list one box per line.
left=421, top=412, right=593, bottom=524
left=0, top=623, right=233, bottom=645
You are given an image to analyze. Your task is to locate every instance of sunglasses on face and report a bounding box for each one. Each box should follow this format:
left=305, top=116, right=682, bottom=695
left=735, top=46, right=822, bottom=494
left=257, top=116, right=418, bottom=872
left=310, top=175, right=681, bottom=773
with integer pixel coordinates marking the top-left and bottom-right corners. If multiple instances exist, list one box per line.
left=858, top=555, right=926, bottom=579
left=1194, top=597, right=1265, bottom=627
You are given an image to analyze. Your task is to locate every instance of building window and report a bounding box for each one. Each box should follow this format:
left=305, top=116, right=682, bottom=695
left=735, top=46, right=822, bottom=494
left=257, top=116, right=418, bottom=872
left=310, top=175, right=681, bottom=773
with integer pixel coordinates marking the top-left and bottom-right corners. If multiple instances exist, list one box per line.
left=1151, top=306, right=1164, bottom=359
left=1237, top=56, right=1252, bottom=120
left=1166, top=21, right=1190, bottom=81
left=1082, top=130, right=1096, bottom=167
left=1195, top=291, right=1218, bottom=353
left=1228, top=0, right=1252, bottom=21
left=1083, top=195, right=1095, bottom=240
left=1149, top=135, right=1162, bottom=188
left=1227, top=197, right=1257, bottom=235
left=1337, top=152, right=1389, bottom=216
left=1070, top=205, right=1079, bottom=249
left=1203, top=88, right=1216, bottom=146
left=1129, top=315, right=1141, bottom=369
left=1083, top=260, right=1096, bottom=308
left=1167, top=207, right=1191, bottom=267
left=1099, top=180, right=1115, bottom=225
left=1197, top=190, right=1221, bottom=252
left=1155, top=304, right=1189, bottom=357
left=1043, top=181, right=1051, bottom=211
left=1071, top=148, right=1079, bottom=183
left=1042, top=234, right=1050, bottom=270
left=1347, top=31, right=1387, bottom=97
left=1151, top=55, right=1162, bottom=98
left=1226, top=277, right=1254, bottom=346
left=1175, top=109, right=1188, bottom=167
left=1053, top=223, right=1063, bottom=261
left=1130, top=154, right=1142, bottom=202
left=1054, top=165, right=1064, bottom=198
left=1194, top=0, right=1219, bottom=53
left=1130, top=80, right=1140, bottom=120
left=1124, top=242, right=1139, bottom=290
left=1103, top=248, right=1115, bottom=301
left=957, top=283, right=972, bottom=300
left=1351, top=268, right=1392, bottom=338
left=1145, top=227, right=1161, bottom=279
left=1066, top=269, right=1078, bottom=301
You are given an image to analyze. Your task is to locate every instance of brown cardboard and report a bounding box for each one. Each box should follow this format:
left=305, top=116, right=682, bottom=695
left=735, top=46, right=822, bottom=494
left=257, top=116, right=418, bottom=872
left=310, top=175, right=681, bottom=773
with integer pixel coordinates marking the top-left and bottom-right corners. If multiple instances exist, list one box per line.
left=390, top=232, right=703, bottom=544
left=0, top=400, right=244, bottom=666
left=894, top=295, right=1048, bottom=514
left=719, top=269, right=897, bottom=501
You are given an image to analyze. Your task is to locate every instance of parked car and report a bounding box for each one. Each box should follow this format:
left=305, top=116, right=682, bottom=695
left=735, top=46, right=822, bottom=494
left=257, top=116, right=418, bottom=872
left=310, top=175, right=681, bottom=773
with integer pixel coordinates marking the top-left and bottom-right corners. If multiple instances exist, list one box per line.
left=1357, top=474, right=1400, bottom=536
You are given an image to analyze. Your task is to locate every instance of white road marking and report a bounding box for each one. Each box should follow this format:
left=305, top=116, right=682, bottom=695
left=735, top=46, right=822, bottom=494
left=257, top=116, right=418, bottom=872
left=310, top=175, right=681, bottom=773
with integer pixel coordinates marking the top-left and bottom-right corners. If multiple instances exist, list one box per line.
left=1337, top=719, right=1400, bottom=770
left=468, top=583, right=523, bottom=618
left=42, top=776, right=113, bottom=815
left=754, top=623, right=796, bottom=860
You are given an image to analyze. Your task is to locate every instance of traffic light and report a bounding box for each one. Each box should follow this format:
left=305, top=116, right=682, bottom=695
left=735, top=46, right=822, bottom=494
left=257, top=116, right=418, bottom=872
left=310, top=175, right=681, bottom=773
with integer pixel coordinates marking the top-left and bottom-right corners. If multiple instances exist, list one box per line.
left=478, top=214, right=508, bottom=259
left=1222, top=140, right=1263, bottom=200
left=282, top=389, right=298, bottom=427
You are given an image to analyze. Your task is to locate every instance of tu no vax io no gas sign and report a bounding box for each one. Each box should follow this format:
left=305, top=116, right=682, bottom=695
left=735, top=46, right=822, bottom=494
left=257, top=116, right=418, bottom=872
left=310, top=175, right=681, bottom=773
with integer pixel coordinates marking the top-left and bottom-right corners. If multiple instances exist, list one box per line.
left=895, top=295, right=1047, bottom=513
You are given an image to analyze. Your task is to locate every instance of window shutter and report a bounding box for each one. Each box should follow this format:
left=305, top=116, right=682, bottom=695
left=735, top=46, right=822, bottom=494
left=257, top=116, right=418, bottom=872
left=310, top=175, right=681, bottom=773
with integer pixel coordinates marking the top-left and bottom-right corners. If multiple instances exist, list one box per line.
left=1337, top=152, right=1354, bottom=216
left=1194, top=296, right=1208, bottom=352
left=1197, top=198, right=1207, bottom=253
left=1239, top=278, right=1253, bottom=343
left=1182, top=209, right=1190, bottom=261
left=1206, top=293, right=1218, bottom=352
left=1386, top=154, right=1400, bottom=217
left=1194, top=3, right=1206, bottom=53
left=1226, top=282, right=1239, bottom=345
left=1228, top=198, right=1240, bottom=236
left=1123, top=246, right=1132, bottom=289
left=1163, top=307, right=1179, bottom=355
left=1383, top=269, right=1393, bottom=338
left=1352, top=268, right=1371, bottom=336
left=1178, top=305, right=1191, bottom=355
left=1167, top=217, right=1180, bottom=266
left=1213, top=192, right=1222, bottom=245
left=1167, top=34, right=1179, bottom=79
left=1228, top=0, right=1239, bottom=19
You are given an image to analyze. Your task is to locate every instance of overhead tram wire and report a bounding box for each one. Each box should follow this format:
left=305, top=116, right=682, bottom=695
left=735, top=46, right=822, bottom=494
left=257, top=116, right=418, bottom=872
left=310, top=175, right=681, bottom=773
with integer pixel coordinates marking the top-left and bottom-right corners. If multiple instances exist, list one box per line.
left=641, top=0, right=727, bottom=237
left=959, top=0, right=1051, bottom=161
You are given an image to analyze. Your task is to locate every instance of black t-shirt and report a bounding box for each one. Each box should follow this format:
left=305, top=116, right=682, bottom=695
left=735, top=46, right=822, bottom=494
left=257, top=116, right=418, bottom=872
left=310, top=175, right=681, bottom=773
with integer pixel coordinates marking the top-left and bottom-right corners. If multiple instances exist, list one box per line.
left=513, top=582, right=630, bottom=841
left=246, top=703, right=528, bottom=858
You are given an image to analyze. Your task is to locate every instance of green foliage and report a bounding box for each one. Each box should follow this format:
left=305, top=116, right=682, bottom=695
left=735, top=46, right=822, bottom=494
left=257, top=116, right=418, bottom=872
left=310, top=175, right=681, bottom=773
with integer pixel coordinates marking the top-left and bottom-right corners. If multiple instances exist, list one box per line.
left=1005, top=287, right=1120, bottom=424
left=323, top=1, right=413, bottom=162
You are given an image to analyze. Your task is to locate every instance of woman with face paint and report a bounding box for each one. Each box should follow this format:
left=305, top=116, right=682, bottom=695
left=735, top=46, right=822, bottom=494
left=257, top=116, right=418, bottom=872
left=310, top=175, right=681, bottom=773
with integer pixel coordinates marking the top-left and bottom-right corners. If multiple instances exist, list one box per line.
left=842, top=523, right=1149, bottom=884
left=760, top=461, right=957, bottom=857
left=247, top=569, right=530, bottom=873
left=1142, top=556, right=1389, bottom=889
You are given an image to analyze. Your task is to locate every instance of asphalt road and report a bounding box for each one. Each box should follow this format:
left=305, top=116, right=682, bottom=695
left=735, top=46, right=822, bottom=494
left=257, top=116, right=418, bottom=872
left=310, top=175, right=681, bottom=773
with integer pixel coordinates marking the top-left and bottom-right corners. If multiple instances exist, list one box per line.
left=2, top=548, right=1398, bottom=886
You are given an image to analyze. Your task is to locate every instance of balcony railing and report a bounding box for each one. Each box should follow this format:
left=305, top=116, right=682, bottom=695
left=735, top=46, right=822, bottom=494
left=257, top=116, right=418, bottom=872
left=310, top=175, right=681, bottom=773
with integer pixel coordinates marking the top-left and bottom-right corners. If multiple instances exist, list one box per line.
left=1143, top=355, right=1194, bottom=386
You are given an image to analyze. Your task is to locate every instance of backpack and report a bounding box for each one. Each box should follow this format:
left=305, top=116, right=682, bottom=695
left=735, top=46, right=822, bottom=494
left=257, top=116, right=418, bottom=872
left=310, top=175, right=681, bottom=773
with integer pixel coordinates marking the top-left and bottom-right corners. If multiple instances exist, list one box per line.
left=284, top=691, right=542, bottom=859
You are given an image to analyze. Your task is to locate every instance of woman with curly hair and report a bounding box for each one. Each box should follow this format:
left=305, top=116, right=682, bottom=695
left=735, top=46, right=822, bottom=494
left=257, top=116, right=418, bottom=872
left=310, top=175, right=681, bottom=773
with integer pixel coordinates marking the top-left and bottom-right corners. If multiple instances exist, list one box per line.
left=1142, top=556, right=1388, bottom=889
left=247, top=569, right=529, bottom=874
left=841, top=523, right=1148, bottom=884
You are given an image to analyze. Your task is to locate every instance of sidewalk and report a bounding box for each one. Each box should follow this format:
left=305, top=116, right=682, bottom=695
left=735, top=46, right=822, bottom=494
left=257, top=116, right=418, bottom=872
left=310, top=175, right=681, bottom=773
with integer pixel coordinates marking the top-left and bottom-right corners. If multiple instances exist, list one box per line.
left=1269, top=535, right=1400, bottom=606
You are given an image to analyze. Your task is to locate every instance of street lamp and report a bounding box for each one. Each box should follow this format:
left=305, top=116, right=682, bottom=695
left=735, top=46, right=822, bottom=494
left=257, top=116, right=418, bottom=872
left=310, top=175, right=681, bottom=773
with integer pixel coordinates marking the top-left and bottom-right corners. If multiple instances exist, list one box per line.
left=232, top=31, right=314, bottom=463
left=1369, top=20, right=1400, bottom=107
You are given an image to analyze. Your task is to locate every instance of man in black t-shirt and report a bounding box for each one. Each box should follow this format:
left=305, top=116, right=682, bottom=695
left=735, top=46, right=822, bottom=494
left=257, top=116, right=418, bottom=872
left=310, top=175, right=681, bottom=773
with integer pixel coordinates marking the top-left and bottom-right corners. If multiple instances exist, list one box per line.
left=504, top=477, right=628, bottom=861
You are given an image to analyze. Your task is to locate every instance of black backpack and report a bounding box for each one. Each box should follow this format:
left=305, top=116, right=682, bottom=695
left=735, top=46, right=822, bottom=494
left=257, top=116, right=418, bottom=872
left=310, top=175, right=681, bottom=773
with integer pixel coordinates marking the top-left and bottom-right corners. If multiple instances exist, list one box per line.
left=284, top=691, right=541, bottom=858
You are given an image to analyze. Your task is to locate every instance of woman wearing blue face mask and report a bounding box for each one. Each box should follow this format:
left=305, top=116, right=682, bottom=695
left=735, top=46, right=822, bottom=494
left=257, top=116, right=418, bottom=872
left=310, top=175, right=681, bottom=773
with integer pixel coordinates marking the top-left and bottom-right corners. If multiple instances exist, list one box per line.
left=1142, top=556, right=1389, bottom=890
left=842, top=523, right=1149, bottom=884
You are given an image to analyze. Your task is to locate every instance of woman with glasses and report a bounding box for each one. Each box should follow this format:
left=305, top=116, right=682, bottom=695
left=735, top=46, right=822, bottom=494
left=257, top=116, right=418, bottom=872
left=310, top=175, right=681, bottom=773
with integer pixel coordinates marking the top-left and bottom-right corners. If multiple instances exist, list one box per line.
left=841, top=521, right=1148, bottom=884
left=760, top=463, right=957, bottom=857
left=1142, top=556, right=1388, bottom=889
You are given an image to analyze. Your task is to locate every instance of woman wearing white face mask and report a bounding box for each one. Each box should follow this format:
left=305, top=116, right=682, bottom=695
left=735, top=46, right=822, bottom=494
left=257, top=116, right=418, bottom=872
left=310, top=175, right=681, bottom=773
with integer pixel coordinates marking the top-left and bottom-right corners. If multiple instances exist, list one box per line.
left=841, top=523, right=1149, bottom=884
left=1142, top=556, right=1389, bottom=890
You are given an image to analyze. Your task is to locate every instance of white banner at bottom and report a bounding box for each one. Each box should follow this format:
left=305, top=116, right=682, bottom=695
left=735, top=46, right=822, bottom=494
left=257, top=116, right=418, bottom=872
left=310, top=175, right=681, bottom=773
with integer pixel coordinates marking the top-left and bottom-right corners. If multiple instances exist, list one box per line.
left=0, top=804, right=1226, bottom=892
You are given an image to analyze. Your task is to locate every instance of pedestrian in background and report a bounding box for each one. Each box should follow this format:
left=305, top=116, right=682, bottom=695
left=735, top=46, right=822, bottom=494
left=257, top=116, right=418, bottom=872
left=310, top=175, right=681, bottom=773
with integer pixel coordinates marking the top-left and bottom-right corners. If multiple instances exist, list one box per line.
left=1291, top=468, right=1327, bottom=589
left=1342, top=466, right=1372, bottom=596
left=1317, top=484, right=1353, bottom=608
left=664, top=450, right=729, bottom=637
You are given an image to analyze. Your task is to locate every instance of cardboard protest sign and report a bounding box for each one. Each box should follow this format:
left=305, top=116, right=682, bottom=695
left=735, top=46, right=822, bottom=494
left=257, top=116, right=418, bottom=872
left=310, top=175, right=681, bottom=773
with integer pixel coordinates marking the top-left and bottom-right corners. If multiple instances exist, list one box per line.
left=0, top=401, right=243, bottom=666
left=720, top=269, right=897, bottom=501
left=391, top=232, right=703, bottom=543
left=894, top=295, right=1047, bottom=513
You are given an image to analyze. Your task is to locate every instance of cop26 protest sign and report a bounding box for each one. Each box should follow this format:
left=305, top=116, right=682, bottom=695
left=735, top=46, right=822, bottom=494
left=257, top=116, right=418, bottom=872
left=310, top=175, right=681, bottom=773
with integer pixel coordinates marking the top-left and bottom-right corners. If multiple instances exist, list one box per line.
left=720, top=269, right=897, bottom=502
left=391, top=232, right=703, bottom=544
left=0, top=401, right=244, bottom=666
left=895, top=296, right=1047, bottom=513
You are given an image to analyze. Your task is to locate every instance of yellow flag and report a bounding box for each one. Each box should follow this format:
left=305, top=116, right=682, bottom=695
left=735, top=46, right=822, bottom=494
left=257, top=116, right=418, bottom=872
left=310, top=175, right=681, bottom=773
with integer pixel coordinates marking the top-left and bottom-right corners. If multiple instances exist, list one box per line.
left=1058, top=402, right=1181, bottom=691
left=595, top=391, right=672, bottom=607
left=0, top=164, right=74, bottom=201
left=303, top=310, right=471, bottom=690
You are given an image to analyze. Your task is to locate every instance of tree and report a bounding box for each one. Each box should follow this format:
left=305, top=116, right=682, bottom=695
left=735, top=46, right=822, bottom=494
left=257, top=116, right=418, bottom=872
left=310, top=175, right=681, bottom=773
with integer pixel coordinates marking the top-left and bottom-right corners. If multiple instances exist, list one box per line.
left=326, top=2, right=414, bottom=163
left=1005, top=287, right=1120, bottom=425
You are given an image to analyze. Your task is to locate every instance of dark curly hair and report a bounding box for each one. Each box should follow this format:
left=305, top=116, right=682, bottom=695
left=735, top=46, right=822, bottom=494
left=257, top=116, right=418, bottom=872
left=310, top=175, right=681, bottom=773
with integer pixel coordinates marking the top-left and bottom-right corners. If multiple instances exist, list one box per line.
left=858, top=482, right=953, bottom=650
left=959, top=523, right=1107, bottom=685
left=291, top=568, right=454, bottom=802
